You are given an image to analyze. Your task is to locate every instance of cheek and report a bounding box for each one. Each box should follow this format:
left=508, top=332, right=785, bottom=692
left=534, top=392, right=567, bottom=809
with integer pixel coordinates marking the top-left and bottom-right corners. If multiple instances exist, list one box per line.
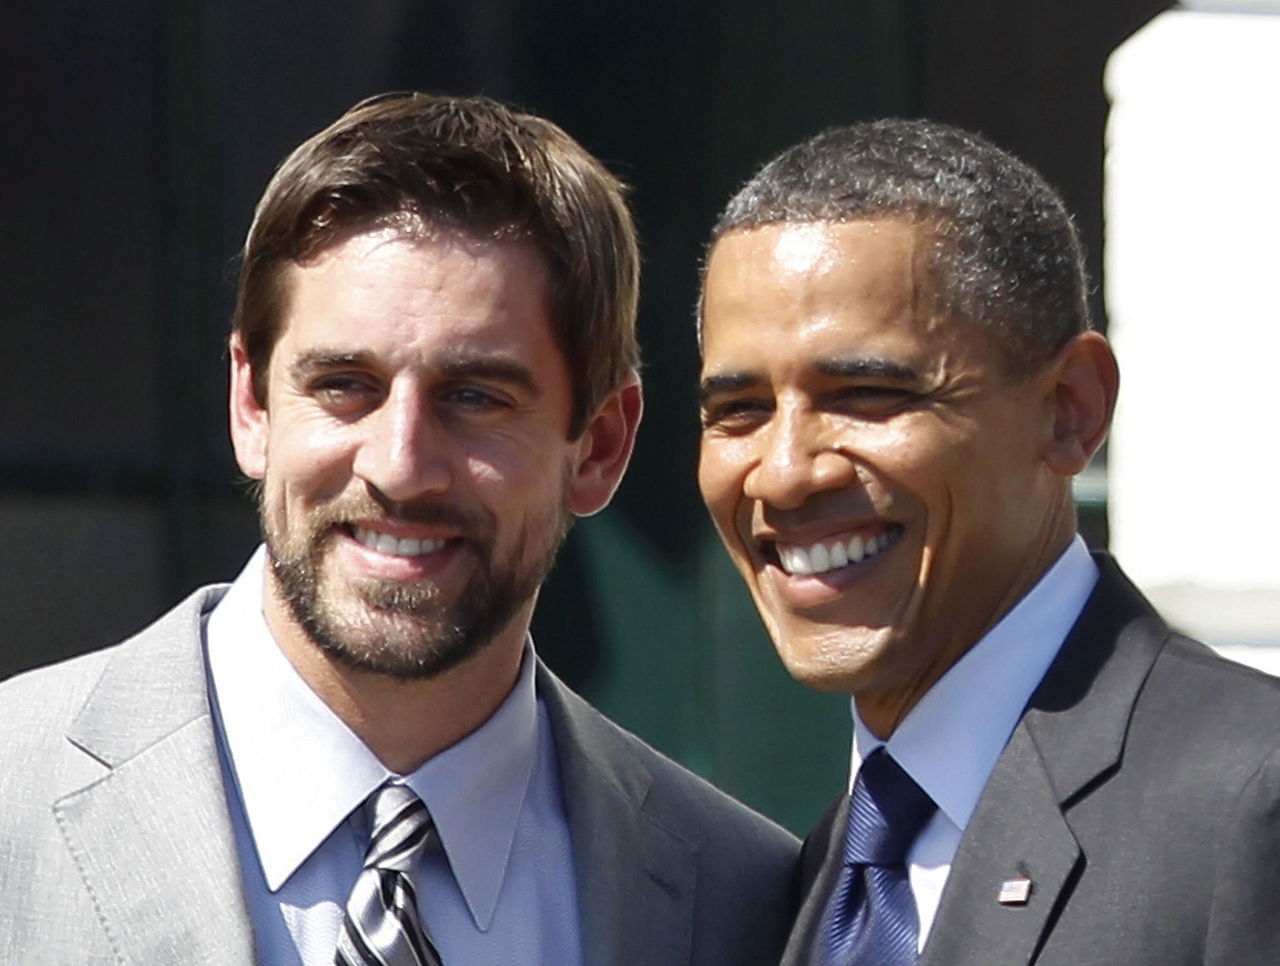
left=468, top=434, right=573, bottom=490
left=695, top=454, right=721, bottom=510
left=856, top=422, right=975, bottom=510
left=265, top=419, right=357, bottom=496
left=697, top=469, right=743, bottom=551
left=697, top=440, right=749, bottom=513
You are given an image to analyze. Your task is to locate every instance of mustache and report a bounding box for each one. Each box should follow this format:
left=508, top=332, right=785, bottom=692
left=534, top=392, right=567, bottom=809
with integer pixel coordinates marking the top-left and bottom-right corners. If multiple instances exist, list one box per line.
left=304, top=492, right=492, bottom=541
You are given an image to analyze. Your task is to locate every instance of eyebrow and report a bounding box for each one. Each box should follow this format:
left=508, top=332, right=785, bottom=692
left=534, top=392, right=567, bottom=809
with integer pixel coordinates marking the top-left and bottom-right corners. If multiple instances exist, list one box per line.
left=288, top=347, right=540, bottom=395
left=289, top=350, right=371, bottom=383
left=438, top=354, right=539, bottom=395
left=698, top=372, right=757, bottom=405
left=698, top=355, right=921, bottom=404
left=817, top=356, right=920, bottom=381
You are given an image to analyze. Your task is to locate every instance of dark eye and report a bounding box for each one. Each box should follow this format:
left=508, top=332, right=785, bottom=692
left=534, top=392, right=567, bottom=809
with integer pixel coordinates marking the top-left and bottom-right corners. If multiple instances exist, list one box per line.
left=832, top=385, right=916, bottom=417
left=701, top=397, right=772, bottom=430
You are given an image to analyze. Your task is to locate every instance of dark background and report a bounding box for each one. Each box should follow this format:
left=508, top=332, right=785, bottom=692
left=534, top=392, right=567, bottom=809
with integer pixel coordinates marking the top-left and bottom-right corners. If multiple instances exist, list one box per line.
left=0, top=0, right=1168, bottom=833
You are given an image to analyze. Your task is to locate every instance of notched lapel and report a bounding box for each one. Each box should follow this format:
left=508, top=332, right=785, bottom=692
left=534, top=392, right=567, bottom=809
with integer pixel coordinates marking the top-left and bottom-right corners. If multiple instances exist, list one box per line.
left=778, top=794, right=847, bottom=966
left=921, top=727, right=1080, bottom=966
left=55, top=722, right=256, bottom=966
left=574, top=798, right=696, bottom=966
left=538, top=665, right=697, bottom=966
left=54, top=587, right=255, bottom=966
left=921, top=560, right=1167, bottom=966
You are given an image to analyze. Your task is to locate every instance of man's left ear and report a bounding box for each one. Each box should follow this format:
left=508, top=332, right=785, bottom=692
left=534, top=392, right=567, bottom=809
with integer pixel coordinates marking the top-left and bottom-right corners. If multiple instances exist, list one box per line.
left=1042, top=331, right=1120, bottom=476
left=567, top=372, right=643, bottom=517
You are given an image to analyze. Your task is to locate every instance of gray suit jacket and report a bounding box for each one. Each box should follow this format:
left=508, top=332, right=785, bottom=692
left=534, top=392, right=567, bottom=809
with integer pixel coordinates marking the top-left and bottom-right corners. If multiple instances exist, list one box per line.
left=0, top=586, right=798, bottom=965
left=783, top=554, right=1280, bottom=966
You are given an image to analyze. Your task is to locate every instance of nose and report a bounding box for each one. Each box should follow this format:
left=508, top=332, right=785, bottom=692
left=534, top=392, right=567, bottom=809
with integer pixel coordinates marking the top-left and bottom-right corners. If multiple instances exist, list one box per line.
left=742, top=407, right=857, bottom=510
left=351, top=382, right=453, bottom=503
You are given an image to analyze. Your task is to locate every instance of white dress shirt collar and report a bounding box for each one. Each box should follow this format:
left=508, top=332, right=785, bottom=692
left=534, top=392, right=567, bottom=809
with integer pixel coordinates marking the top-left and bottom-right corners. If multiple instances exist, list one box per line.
left=206, top=546, right=538, bottom=930
left=851, top=535, right=1098, bottom=831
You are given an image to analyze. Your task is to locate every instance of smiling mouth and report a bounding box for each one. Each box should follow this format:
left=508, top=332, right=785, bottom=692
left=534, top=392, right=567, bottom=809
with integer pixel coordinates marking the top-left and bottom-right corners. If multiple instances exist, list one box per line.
left=349, top=524, right=448, bottom=558
left=769, top=524, right=904, bottom=576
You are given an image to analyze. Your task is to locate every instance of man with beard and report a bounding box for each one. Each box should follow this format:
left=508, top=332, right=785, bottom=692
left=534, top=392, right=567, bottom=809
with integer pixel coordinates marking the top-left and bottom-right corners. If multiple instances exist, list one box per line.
left=0, top=93, right=797, bottom=966
left=697, top=118, right=1280, bottom=965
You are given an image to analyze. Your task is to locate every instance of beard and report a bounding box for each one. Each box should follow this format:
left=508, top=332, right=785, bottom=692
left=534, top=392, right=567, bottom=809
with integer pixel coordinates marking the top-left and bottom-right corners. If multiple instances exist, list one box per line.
left=261, top=486, right=572, bottom=681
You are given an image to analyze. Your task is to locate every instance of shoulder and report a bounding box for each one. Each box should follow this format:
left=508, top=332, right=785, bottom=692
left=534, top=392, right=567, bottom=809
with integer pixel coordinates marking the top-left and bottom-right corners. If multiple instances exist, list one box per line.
left=537, top=664, right=799, bottom=963
left=1064, top=563, right=1280, bottom=818
left=0, top=645, right=116, bottom=745
left=536, top=664, right=798, bottom=862
left=1097, top=551, right=1280, bottom=754
left=0, top=586, right=227, bottom=766
left=1062, top=554, right=1280, bottom=739
left=1135, top=630, right=1280, bottom=773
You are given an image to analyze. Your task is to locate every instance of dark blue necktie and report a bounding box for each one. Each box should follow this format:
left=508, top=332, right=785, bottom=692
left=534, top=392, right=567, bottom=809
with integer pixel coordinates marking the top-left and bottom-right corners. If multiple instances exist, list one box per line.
left=820, top=748, right=936, bottom=965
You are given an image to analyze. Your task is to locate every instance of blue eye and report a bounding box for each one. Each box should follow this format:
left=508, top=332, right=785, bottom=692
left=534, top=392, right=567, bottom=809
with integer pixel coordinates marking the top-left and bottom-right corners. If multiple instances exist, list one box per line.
left=315, top=376, right=371, bottom=394
left=311, top=375, right=381, bottom=413
left=444, top=385, right=511, bottom=410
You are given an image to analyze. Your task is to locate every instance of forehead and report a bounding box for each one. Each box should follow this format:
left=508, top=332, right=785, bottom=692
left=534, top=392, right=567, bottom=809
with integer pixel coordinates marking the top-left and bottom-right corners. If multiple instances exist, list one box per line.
left=701, top=219, right=949, bottom=359
left=707, top=219, right=927, bottom=297
left=276, top=227, right=554, bottom=349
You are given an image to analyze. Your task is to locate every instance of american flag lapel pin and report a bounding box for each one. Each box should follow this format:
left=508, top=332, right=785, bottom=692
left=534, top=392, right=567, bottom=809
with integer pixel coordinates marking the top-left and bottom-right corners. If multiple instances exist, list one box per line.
left=998, top=876, right=1033, bottom=905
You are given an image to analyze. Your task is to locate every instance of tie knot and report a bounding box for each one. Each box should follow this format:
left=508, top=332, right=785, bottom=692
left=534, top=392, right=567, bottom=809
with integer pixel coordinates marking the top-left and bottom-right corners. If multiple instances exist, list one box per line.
left=843, top=749, right=936, bottom=867
left=363, top=782, right=434, bottom=874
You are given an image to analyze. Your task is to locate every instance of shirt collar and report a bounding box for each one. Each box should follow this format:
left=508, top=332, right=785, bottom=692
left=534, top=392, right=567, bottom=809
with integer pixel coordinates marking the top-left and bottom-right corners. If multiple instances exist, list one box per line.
left=850, top=535, right=1098, bottom=832
left=206, top=546, right=538, bottom=930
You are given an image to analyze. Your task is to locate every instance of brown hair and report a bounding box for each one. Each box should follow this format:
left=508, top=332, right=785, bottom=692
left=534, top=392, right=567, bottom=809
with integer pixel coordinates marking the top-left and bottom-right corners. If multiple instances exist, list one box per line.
left=233, top=92, right=640, bottom=437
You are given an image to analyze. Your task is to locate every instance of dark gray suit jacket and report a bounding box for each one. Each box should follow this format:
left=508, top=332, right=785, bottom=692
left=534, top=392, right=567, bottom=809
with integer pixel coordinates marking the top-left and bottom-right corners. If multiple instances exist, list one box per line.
left=0, top=586, right=799, bottom=965
left=783, top=554, right=1280, bottom=966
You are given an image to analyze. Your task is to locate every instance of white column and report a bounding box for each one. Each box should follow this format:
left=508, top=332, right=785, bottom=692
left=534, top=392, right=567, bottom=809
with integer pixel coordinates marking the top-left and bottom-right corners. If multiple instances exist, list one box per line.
left=1104, top=4, right=1280, bottom=669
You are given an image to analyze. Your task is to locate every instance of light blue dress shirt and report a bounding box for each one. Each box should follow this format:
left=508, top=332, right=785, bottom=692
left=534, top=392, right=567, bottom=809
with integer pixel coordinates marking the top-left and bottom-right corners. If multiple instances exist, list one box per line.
left=204, top=547, right=583, bottom=966
left=849, top=535, right=1099, bottom=948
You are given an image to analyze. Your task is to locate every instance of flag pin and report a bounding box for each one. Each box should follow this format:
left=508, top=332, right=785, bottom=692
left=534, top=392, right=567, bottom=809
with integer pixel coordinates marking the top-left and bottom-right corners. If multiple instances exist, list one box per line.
left=998, top=876, right=1033, bottom=905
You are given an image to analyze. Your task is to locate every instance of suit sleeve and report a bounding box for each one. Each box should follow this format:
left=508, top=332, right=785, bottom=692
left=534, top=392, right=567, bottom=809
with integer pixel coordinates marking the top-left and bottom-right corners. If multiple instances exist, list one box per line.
left=1204, top=744, right=1280, bottom=964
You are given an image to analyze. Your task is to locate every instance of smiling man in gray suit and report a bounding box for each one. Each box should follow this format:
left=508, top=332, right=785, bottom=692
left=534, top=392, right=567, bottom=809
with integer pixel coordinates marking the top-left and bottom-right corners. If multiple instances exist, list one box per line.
left=696, top=118, right=1280, bottom=965
left=0, top=92, right=797, bottom=966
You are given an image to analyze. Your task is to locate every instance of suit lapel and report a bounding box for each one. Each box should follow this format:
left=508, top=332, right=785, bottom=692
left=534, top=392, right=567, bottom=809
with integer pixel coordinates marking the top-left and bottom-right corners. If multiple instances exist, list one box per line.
left=919, top=727, right=1079, bottom=966
left=538, top=665, right=697, bottom=966
left=922, top=555, right=1168, bottom=966
left=779, top=795, right=847, bottom=966
left=55, top=588, right=256, bottom=966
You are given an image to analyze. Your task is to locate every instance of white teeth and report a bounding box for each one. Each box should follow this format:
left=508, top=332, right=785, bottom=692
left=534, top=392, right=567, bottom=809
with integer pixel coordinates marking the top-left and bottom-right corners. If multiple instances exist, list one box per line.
left=352, top=526, right=446, bottom=557
left=829, top=542, right=848, bottom=568
left=774, top=527, right=900, bottom=576
left=779, top=545, right=813, bottom=575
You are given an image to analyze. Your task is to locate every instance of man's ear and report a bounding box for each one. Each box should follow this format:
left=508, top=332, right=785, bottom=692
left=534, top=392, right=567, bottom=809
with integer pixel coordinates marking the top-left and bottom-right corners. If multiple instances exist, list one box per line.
left=1042, top=331, right=1120, bottom=477
left=228, top=332, right=269, bottom=480
left=567, top=372, right=644, bottom=517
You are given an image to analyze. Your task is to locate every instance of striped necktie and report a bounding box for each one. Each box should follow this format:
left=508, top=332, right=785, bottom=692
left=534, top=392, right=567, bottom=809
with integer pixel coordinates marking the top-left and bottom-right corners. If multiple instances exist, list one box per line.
left=335, top=782, right=444, bottom=966
left=818, top=748, right=936, bottom=965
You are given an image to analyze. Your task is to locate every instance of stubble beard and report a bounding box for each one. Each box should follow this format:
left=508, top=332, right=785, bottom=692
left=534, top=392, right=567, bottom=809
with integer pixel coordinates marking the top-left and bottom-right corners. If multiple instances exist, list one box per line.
left=262, top=488, right=572, bottom=681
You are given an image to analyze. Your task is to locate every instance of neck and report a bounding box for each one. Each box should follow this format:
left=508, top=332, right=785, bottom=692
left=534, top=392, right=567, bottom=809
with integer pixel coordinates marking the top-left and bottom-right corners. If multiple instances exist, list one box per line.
left=264, top=595, right=531, bottom=775
left=305, top=643, right=526, bottom=774
left=858, top=512, right=1079, bottom=740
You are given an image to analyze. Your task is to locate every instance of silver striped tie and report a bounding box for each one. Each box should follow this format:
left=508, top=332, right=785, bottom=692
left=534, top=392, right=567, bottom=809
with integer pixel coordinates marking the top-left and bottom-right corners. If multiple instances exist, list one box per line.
left=335, top=783, right=444, bottom=966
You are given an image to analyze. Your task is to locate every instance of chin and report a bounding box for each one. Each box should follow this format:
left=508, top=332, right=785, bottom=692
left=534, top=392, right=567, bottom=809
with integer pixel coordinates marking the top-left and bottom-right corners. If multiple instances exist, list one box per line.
left=772, top=619, right=903, bottom=693
left=774, top=643, right=864, bottom=695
